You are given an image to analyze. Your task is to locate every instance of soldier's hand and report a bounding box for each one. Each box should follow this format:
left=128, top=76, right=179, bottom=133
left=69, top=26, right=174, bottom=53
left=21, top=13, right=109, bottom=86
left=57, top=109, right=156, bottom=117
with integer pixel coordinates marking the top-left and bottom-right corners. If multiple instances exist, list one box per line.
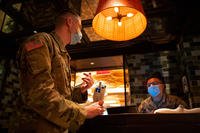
left=84, top=101, right=105, bottom=119
left=80, top=73, right=94, bottom=93
left=98, top=100, right=104, bottom=106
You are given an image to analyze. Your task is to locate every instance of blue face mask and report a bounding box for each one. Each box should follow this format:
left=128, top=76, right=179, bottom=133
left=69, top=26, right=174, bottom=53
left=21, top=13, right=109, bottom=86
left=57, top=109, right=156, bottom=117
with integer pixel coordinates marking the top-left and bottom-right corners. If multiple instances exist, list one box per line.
left=70, top=29, right=82, bottom=45
left=148, top=85, right=160, bottom=97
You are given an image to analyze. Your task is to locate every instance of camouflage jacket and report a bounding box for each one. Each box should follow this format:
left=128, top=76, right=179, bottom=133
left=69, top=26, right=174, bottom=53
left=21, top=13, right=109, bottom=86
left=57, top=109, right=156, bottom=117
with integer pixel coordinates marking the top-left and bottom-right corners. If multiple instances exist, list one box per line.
left=137, top=94, right=188, bottom=113
left=15, top=31, right=87, bottom=133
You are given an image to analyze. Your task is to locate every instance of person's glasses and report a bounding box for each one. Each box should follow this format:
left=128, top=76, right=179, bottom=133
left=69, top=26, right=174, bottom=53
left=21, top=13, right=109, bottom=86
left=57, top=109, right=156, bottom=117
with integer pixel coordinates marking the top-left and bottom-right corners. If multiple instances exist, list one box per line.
left=146, top=82, right=162, bottom=87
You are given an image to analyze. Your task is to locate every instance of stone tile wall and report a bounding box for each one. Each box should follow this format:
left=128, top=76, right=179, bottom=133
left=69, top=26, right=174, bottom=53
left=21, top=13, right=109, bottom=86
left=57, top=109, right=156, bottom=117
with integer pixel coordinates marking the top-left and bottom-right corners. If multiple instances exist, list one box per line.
left=178, top=35, right=200, bottom=107
left=0, top=59, right=20, bottom=129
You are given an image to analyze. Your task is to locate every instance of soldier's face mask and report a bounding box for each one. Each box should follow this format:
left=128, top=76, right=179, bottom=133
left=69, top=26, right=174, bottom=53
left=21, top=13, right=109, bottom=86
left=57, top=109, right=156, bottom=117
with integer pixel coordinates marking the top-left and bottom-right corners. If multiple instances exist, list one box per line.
left=147, top=85, right=160, bottom=97
left=70, top=28, right=82, bottom=45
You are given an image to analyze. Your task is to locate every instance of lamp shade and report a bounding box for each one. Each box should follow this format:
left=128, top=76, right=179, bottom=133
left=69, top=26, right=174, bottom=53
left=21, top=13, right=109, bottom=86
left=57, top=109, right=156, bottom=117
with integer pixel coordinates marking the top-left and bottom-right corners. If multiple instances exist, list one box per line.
left=92, top=0, right=147, bottom=41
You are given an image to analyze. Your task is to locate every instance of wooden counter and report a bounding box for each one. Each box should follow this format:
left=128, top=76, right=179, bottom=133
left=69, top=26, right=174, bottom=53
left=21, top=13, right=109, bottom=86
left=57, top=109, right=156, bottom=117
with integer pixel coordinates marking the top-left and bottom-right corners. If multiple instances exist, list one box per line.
left=77, top=113, right=200, bottom=133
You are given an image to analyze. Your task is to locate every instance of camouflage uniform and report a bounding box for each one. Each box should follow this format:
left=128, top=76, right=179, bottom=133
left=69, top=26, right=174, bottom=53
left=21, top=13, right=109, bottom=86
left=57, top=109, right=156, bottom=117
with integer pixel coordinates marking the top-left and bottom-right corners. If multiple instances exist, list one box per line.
left=12, top=31, right=88, bottom=133
left=137, top=94, right=188, bottom=113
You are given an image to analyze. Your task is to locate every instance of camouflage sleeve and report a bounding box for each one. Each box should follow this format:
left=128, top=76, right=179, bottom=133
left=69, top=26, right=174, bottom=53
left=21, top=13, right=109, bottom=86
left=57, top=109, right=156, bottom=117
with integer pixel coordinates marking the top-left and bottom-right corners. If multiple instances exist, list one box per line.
left=71, top=84, right=88, bottom=103
left=137, top=102, right=145, bottom=113
left=137, top=98, right=154, bottom=113
left=19, top=34, right=86, bottom=130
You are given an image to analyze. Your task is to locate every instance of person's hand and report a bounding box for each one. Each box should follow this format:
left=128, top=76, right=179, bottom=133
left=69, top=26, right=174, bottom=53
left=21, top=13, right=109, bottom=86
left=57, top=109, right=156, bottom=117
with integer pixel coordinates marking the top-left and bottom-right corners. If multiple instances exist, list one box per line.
left=84, top=101, right=105, bottom=119
left=80, top=73, right=94, bottom=93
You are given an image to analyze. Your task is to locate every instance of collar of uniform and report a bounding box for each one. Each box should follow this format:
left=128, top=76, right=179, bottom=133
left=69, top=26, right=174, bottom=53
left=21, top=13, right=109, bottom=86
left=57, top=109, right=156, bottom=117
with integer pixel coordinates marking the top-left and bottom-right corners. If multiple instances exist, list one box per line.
left=161, top=93, right=167, bottom=103
left=146, top=97, right=157, bottom=108
left=50, top=31, right=67, bottom=53
left=150, top=93, right=167, bottom=108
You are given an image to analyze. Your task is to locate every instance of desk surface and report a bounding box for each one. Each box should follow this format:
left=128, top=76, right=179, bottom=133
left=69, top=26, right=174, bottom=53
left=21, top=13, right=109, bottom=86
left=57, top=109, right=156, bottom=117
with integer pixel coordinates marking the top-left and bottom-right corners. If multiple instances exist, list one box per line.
left=77, top=113, right=200, bottom=133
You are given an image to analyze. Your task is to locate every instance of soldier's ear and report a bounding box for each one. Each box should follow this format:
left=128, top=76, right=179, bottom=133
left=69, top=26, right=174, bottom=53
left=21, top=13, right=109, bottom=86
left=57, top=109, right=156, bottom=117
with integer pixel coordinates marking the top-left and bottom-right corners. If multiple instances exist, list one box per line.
left=66, top=16, right=73, bottom=27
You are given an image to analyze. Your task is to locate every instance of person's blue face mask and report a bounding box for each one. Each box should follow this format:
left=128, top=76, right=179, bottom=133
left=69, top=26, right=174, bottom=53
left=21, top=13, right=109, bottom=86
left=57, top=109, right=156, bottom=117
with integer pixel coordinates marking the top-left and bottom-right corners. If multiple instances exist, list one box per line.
left=70, top=29, right=82, bottom=45
left=148, top=85, right=160, bottom=97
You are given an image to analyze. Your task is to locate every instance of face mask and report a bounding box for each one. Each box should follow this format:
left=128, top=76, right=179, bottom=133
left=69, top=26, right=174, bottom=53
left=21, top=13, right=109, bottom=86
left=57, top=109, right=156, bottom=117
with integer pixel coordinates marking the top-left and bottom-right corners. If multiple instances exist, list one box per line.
left=70, top=29, right=82, bottom=45
left=148, top=85, right=160, bottom=97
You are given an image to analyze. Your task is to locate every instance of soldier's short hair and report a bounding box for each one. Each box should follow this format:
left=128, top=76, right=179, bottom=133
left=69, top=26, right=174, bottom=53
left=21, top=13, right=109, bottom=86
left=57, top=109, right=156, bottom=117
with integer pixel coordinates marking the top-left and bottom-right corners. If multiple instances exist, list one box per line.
left=55, top=8, right=80, bottom=26
left=57, top=8, right=80, bottom=18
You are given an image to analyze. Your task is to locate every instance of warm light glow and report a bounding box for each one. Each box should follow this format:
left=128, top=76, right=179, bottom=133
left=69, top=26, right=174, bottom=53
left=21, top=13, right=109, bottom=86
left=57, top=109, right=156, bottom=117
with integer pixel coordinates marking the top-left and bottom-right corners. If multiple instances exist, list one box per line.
left=109, top=104, right=121, bottom=107
left=92, top=0, right=147, bottom=41
left=118, top=21, right=122, bottom=26
left=114, top=7, right=119, bottom=13
left=113, top=2, right=121, bottom=7
left=104, top=100, right=117, bottom=104
left=127, top=13, right=134, bottom=17
left=74, top=69, right=128, bottom=107
left=106, top=16, right=112, bottom=21
left=90, top=62, right=94, bottom=65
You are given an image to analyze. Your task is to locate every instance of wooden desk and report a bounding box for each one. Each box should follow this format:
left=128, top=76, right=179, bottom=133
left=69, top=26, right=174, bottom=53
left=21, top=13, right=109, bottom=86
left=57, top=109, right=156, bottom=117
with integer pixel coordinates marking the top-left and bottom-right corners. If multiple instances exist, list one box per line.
left=77, top=113, right=200, bottom=133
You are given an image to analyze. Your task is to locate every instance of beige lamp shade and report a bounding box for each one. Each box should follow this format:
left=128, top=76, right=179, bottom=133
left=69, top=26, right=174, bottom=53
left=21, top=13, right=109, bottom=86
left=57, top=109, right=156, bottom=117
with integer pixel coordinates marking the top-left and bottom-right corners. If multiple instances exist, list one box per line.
left=92, top=0, right=147, bottom=41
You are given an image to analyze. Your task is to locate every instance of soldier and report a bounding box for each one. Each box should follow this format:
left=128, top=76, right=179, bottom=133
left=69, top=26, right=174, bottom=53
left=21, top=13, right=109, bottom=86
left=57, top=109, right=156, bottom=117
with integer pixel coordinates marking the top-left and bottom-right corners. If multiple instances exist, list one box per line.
left=137, top=72, right=188, bottom=113
left=12, top=9, right=104, bottom=133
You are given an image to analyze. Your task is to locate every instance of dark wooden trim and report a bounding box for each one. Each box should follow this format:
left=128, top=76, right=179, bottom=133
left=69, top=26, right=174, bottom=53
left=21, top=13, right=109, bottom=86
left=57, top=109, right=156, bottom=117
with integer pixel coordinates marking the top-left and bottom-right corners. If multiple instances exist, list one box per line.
left=67, top=40, right=178, bottom=59
left=78, top=113, right=200, bottom=133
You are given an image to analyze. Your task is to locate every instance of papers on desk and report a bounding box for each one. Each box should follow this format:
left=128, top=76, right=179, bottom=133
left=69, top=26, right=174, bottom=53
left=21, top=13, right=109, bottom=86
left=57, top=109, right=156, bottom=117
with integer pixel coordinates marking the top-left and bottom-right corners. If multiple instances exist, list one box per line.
left=154, top=105, right=200, bottom=114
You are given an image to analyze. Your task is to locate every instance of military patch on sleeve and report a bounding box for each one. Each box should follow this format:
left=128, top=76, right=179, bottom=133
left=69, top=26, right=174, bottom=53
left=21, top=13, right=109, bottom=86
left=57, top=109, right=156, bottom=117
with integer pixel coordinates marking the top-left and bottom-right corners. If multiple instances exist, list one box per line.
left=25, top=39, right=44, bottom=52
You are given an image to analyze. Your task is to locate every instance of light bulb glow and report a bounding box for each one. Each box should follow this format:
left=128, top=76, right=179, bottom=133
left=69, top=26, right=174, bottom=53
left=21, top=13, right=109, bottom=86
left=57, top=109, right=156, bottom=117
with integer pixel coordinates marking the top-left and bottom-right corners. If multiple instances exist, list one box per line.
left=90, top=62, right=94, bottom=65
left=113, top=2, right=120, bottom=7
left=118, top=21, right=122, bottom=26
left=114, top=7, right=119, bottom=13
left=106, top=16, right=112, bottom=21
left=127, top=13, right=134, bottom=17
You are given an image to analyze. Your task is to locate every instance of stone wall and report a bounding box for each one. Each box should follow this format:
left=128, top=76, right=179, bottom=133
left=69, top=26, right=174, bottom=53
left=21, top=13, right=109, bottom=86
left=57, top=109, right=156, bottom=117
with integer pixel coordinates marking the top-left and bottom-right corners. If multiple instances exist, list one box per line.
left=178, top=35, right=200, bottom=107
left=0, top=59, right=20, bottom=129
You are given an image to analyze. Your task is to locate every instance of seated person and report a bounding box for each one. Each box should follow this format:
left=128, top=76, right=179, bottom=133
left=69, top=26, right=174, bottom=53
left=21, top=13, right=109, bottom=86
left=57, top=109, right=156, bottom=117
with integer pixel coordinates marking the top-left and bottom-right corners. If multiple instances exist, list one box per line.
left=138, top=72, right=188, bottom=113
